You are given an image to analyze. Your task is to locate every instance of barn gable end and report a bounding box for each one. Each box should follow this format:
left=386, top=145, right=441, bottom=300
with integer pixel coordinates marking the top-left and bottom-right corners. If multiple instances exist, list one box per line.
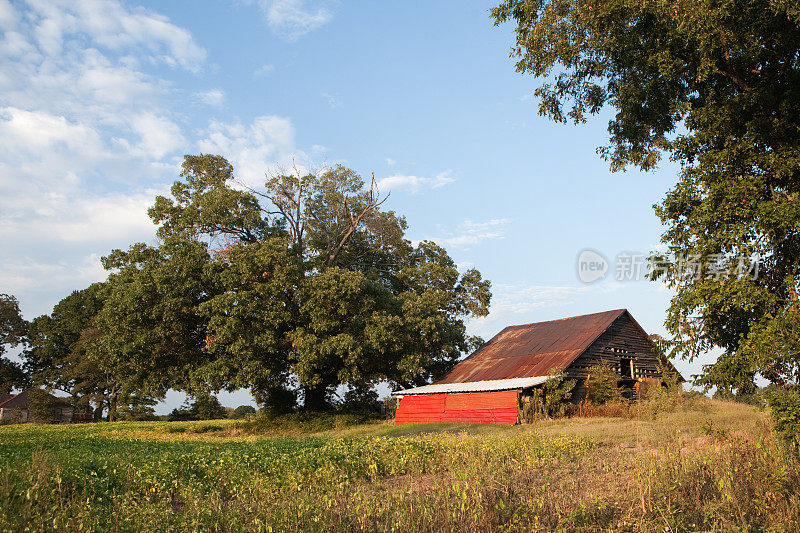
left=565, top=311, right=673, bottom=400
left=567, top=311, right=667, bottom=380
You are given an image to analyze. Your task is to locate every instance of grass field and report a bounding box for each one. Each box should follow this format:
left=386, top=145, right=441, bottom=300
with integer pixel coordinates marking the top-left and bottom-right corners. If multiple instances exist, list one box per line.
left=1, top=398, right=799, bottom=532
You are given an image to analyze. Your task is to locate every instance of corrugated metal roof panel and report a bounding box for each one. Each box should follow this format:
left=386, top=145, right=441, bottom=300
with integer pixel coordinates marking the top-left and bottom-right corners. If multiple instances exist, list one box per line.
left=392, top=376, right=550, bottom=396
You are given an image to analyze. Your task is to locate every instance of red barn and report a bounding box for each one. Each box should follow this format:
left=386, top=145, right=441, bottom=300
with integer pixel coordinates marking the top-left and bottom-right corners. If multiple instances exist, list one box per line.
left=392, top=309, right=680, bottom=425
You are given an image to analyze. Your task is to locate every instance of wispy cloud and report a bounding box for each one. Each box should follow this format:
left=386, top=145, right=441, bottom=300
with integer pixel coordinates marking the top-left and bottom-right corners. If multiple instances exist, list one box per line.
left=0, top=254, right=107, bottom=295
left=469, top=284, right=589, bottom=337
left=377, top=170, right=455, bottom=194
left=254, top=63, right=274, bottom=77
left=428, top=218, right=510, bottom=249
left=193, top=88, right=225, bottom=107
left=0, top=0, right=203, bottom=316
left=258, top=0, right=333, bottom=41
left=18, top=0, right=206, bottom=71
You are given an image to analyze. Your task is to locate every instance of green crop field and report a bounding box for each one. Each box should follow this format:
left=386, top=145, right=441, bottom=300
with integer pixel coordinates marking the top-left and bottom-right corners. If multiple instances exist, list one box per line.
left=1, top=398, right=798, bottom=532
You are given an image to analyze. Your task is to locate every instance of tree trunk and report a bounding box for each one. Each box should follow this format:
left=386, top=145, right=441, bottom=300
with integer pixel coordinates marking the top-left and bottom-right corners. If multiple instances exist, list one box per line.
left=108, top=393, right=117, bottom=422
left=303, top=384, right=331, bottom=412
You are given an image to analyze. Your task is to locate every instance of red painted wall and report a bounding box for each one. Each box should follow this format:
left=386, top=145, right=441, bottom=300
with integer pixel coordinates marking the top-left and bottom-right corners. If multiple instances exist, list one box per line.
left=394, top=390, right=519, bottom=425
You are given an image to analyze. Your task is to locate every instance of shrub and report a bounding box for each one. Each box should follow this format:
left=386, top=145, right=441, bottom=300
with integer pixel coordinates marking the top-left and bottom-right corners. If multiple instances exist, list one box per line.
left=231, top=405, right=257, bottom=419
left=166, top=407, right=193, bottom=421
left=585, top=364, right=622, bottom=405
left=189, top=394, right=227, bottom=420
left=381, top=395, right=397, bottom=419
left=255, top=385, right=298, bottom=416
left=339, top=385, right=380, bottom=414
left=767, top=387, right=800, bottom=446
left=117, top=395, right=158, bottom=421
left=521, top=373, right=576, bottom=421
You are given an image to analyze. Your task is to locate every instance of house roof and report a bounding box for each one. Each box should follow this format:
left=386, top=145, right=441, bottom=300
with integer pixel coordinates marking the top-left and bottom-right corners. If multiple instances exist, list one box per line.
left=0, top=389, right=73, bottom=409
left=0, top=389, right=28, bottom=409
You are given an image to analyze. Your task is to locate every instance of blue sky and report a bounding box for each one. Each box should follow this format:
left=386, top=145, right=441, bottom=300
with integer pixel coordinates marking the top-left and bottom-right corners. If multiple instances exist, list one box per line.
left=1, top=0, right=700, bottom=411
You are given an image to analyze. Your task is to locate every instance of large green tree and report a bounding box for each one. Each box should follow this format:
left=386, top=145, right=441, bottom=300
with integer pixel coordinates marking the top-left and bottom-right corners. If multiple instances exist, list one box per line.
left=492, top=1, right=800, bottom=401
left=99, top=155, right=490, bottom=410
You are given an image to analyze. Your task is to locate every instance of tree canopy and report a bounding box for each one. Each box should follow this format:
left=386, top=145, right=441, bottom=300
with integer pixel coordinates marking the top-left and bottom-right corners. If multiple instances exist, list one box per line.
left=84, top=154, right=490, bottom=411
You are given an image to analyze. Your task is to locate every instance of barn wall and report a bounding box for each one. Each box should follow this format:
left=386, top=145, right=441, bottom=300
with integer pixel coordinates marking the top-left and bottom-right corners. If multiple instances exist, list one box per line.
left=394, top=390, right=519, bottom=425
left=567, top=312, right=664, bottom=400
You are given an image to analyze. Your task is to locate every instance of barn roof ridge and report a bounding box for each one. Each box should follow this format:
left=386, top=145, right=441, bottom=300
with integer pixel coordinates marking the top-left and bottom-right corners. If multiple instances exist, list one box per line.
left=501, top=308, right=628, bottom=330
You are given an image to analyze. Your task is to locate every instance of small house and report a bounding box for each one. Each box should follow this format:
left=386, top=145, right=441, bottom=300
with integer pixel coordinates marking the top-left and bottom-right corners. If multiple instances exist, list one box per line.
left=392, top=309, right=682, bottom=425
left=0, top=389, right=75, bottom=424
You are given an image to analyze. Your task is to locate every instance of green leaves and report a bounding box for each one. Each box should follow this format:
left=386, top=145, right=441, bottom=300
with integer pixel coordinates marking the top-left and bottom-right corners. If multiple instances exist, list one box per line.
left=0, top=293, right=29, bottom=393
left=149, top=154, right=269, bottom=243
left=0, top=293, right=27, bottom=357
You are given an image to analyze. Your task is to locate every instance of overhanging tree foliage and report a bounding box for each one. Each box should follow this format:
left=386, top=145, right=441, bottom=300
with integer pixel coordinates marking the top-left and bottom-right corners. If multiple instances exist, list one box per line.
left=492, top=2, right=800, bottom=411
left=97, top=155, right=491, bottom=410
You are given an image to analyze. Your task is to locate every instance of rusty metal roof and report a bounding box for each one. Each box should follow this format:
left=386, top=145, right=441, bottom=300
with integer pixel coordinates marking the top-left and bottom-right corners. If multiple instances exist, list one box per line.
left=437, top=309, right=628, bottom=384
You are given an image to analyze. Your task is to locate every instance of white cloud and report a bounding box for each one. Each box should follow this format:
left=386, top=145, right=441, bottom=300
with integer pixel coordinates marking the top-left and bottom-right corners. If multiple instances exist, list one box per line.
left=0, top=0, right=20, bottom=31
left=430, top=170, right=456, bottom=188
left=25, top=0, right=206, bottom=71
left=377, top=170, right=456, bottom=194
left=259, top=0, right=333, bottom=41
left=193, top=88, right=225, bottom=107
left=385, top=157, right=395, bottom=166
left=133, top=113, right=185, bottom=159
left=430, top=218, right=510, bottom=249
left=378, top=174, right=426, bottom=192
left=0, top=112, right=159, bottom=244
left=0, top=106, right=104, bottom=154
left=198, top=115, right=314, bottom=187
left=0, top=254, right=106, bottom=293
left=25, top=193, right=156, bottom=244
